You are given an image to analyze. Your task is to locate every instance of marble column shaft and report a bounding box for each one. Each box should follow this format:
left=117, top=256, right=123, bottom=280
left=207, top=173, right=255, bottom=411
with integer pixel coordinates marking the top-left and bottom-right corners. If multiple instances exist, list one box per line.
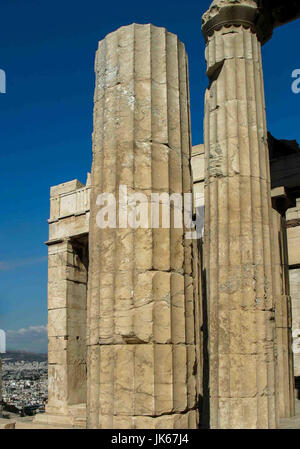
left=87, top=24, right=200, bottom=429
left=202, top=2, right=278, bottom=429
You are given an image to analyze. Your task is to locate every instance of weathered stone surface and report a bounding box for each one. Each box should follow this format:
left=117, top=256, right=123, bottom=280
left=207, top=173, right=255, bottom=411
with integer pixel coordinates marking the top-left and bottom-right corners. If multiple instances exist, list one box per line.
left=287, top=199, right=300, bottom=377
left=289, top=269, right=300, bottom=377
left=287, top=199, right=300, bottom=267
left=42, top=234, right=88, bottom=426
left=0, top=419, right=16, bottom=429
left=202, top=0, right=279, bottom=429
left=34, top=403, right=86, bottom=428
left=38, top=5, right=300, bottom=430
left=87, top=24, right=200, bottom=429
left=271, top=193, right=295, bottom=419
left=48, top=175, right=90, bottom=241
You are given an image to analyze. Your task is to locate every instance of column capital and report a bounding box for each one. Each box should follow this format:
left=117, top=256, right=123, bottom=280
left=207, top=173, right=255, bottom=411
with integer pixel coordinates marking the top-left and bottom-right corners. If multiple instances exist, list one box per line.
left=271, top=187, right=296, bottom=215
left=202, top=0, right=274, bottom=44
left=202, top=1, right=258, bottom=38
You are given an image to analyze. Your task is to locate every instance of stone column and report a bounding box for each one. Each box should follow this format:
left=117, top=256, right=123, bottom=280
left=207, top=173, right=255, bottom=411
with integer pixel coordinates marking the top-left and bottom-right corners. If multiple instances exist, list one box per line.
left=271, top=189, right=295, bottom=419
left=202, top=0, right=278, bottom=428
left=87, top=24, right=200, bottom=429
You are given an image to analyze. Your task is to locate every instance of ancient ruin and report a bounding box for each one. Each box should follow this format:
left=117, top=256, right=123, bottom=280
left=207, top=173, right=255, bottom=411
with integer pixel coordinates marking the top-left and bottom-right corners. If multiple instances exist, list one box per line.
left=33, top=0, right=300, bottom=429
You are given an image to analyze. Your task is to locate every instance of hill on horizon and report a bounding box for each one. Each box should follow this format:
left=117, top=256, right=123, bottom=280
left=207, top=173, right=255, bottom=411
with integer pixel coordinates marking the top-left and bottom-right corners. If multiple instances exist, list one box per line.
left=1, top=350, right=47, bottom=363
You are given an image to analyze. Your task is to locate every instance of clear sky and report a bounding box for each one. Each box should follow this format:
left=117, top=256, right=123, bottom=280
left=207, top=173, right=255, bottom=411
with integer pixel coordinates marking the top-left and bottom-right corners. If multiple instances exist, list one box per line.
left=0, top=0, right=299, bottom=353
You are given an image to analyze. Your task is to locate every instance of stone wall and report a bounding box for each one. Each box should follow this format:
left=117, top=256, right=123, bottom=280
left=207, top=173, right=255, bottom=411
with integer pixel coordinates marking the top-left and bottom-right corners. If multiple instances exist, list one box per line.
left=191, top=145, right=205, bottom=238
left=48, top=176, right=91, bottom=241
left=287, top=198, right=300, bottom=376
left=35, top=176, right=91, bottom=427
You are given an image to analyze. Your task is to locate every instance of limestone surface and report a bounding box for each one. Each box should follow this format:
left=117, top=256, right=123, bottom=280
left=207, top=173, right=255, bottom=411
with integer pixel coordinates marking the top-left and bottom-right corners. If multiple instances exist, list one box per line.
left=271, top=190, right=295, bottom=419
left=202, top=0, right=279, bottom=429
left=87, top=24, right=201, bottom=429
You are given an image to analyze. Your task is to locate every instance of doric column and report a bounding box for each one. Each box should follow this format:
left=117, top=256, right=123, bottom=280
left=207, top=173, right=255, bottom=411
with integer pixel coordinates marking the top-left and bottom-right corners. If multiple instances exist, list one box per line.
left=87, top=24, right=200, bottom=429
left=202, top=0, right=278, bottom=428
left=271, top=188, right=295, bottom=418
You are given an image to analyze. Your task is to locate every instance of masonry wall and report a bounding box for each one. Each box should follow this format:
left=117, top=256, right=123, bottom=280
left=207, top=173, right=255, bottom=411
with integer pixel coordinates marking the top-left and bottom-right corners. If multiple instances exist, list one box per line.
left=39, top=177, right=91, bottom=427
left=287, top=198, right=300, bottom=377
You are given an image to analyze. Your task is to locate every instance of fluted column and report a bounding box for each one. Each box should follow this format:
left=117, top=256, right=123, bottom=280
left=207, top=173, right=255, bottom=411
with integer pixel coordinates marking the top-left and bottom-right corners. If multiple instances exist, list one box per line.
left=202, top=0, right=278, bottom=428
left=87, top=24, right=200, bottom=429
left=271, top=189, right=295, bottom=418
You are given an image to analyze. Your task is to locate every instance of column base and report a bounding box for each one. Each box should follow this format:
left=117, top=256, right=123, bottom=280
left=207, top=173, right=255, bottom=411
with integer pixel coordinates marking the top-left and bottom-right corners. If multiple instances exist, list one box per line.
left=95, top=410, right=198, bottom=429
left=33, top=403, right=86, bottom=428
left=0, top=418, right=16, bottom=429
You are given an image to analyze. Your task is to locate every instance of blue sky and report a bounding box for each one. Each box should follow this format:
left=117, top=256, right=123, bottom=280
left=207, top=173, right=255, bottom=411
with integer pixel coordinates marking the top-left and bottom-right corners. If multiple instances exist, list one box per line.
left=0, top=0, right=299, bottom=353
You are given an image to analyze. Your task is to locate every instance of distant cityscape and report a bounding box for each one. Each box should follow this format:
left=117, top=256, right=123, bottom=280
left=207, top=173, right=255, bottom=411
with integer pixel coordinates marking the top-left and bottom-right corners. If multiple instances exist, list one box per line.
left=1, top=352, right=47, bottom=417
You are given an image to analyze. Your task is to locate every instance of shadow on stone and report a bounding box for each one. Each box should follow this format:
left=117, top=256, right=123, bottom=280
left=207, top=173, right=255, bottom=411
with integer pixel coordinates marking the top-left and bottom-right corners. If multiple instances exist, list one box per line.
left=199, top=240, right=210, bottom=429
left=295, top=377, right=300, bottom=400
